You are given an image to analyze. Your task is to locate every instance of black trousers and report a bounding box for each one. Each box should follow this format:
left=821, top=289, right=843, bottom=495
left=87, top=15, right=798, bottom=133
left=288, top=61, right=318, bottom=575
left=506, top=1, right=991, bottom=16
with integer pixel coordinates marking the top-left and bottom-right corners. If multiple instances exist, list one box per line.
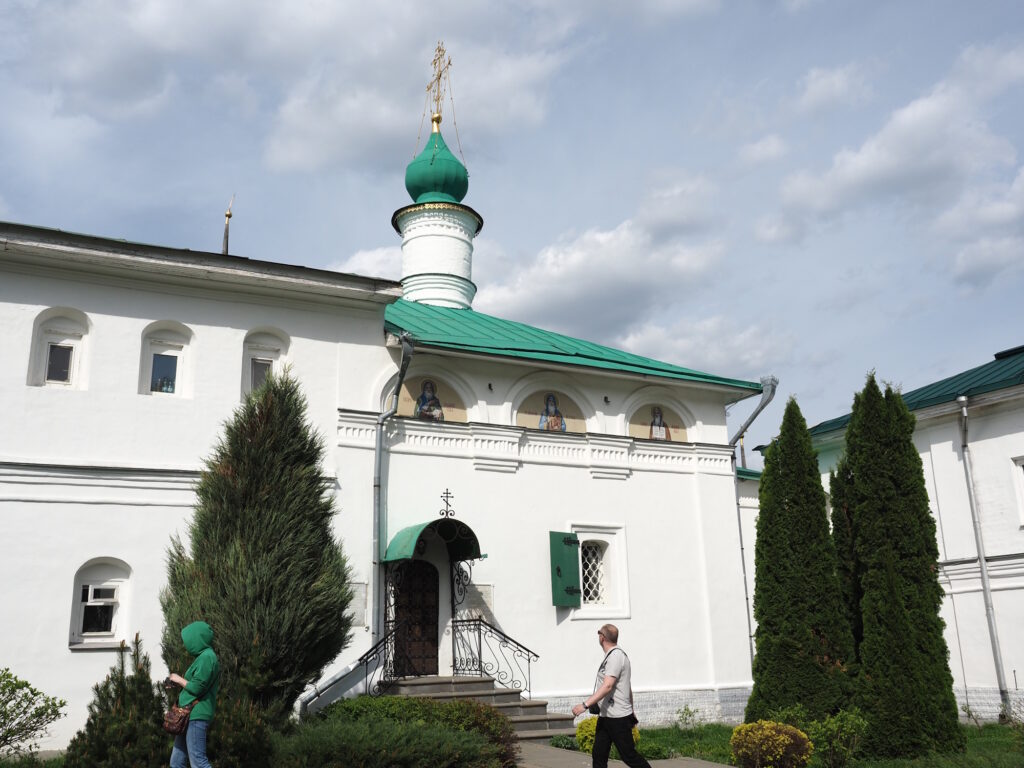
left=592, top=714, right=652, bottom=768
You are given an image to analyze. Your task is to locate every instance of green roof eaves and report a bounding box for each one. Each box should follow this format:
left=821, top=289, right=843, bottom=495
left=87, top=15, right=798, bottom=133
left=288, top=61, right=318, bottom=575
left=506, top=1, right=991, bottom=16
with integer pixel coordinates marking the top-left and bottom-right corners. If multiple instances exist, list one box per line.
left=737, top=467, right=762, bottom=481
left=385, top=300, right=762, bottom=392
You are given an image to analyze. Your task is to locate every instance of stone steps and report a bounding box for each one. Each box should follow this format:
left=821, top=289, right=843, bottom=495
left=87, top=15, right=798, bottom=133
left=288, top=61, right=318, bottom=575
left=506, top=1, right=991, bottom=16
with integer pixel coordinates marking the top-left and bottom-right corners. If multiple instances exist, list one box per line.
left=388, top=675, right=576, bottom=743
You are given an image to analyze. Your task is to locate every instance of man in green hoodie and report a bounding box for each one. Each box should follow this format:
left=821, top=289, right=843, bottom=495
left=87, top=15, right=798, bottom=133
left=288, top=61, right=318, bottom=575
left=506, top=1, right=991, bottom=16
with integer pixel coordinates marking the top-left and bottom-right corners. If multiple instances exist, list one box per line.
left=167, top=621, right=220, bottom=768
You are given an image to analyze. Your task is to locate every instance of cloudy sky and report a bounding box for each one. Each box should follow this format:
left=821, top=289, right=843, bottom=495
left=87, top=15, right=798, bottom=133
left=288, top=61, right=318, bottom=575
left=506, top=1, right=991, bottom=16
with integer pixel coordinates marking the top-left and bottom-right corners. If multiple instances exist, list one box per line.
left=2, top=0, right=1023, bottom=463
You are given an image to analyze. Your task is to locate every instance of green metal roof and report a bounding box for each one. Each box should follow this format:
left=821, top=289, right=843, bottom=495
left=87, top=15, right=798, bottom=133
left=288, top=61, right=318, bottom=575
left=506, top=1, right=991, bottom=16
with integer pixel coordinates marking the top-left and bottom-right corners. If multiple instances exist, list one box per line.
left=809, top=345, right=1024, bottom=437
left=737, top=467, right=762, bottom=481
left=383, top=518, right=483, bottom=563
left=385, top=299, right=762, bottom=393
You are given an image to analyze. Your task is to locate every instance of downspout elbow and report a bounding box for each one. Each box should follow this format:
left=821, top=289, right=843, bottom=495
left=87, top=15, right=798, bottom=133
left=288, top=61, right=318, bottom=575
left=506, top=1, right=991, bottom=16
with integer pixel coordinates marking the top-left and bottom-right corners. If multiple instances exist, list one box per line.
left=729, top=375, right=779, bottom=447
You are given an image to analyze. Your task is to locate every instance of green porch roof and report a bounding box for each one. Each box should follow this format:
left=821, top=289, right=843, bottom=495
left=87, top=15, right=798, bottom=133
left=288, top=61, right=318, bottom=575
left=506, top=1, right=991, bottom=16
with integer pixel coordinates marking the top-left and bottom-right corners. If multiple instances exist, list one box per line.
left=383, top=518, right=483, bottom=563
left=809, top=344, right=1024, bottom=438
left=384, top=299, right=762, bottom=393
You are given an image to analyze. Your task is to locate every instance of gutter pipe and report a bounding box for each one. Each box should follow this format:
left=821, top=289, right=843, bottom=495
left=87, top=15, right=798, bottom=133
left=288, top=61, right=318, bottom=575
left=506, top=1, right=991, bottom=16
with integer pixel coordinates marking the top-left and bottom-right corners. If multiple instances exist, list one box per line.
left=957, top=395, right=1011, bottom=714
left=730, top=376, right=778, bottom=667
left=372, top=334, right=415, bottom=644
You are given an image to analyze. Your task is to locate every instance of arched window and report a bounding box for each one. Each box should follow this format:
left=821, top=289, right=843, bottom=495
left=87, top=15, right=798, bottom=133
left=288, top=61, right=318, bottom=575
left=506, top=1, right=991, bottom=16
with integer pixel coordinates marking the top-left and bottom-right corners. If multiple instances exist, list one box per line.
left=70, top=558, right=131, bottom=648
left=139, top=321, right=193, bottom=396
left=27, top=308, right=90, bottom=389
left=242, top=329, right=289, bottom=396
left=581, top=541, right=607, bottom=605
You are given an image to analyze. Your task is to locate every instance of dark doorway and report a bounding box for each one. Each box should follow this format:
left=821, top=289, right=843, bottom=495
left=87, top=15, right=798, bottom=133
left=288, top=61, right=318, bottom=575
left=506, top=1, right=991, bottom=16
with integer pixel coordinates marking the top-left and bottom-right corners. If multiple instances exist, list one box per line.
left=392, top=560, right=439, bottom=677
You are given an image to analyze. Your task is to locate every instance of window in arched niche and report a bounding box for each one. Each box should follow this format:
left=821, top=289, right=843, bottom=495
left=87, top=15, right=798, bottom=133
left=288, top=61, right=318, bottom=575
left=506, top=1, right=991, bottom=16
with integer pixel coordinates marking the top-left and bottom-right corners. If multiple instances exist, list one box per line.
left=139, top=321, right=193, bottom=396
left=70, top=558, right=131, bottom=648
left=628, top=404, right=687, bottom=442
left=242, top=329, right=289, bottom=396
left=27, top=308, right=90, bottom=389
left=516, top=390, right=586, bottom=433
left=397, top=376, right=467, bottom=423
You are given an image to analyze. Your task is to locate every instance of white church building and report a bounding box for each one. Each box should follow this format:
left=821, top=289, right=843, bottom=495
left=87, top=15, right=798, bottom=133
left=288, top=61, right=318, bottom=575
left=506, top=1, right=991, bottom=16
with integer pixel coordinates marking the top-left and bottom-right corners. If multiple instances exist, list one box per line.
left=0, top=97, right=773, bottom=747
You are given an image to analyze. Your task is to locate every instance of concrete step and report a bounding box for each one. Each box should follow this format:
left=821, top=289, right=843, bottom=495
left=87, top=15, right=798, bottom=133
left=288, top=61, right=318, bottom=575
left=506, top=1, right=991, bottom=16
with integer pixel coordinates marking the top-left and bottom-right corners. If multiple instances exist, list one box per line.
left=509, top=712, right=577, bottom=734
left=517, top=726, right=578, bottom=743
left=389, top=675, right=499, bottom=696
left=403, top=688, right=527, bottom=708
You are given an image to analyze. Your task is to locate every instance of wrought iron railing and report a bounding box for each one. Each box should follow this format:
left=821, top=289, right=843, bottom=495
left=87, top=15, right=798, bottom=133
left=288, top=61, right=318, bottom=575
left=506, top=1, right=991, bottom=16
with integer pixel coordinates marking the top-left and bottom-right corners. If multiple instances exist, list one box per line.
left=356, top=621, right=414, bottom=696
left=452, top=618, right=540, bottom=698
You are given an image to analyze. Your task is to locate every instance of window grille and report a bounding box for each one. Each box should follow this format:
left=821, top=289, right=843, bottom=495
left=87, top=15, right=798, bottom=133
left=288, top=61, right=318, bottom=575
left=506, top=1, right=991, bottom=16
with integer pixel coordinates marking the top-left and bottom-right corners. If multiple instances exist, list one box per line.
left=581, top=541, right=606, bottom=604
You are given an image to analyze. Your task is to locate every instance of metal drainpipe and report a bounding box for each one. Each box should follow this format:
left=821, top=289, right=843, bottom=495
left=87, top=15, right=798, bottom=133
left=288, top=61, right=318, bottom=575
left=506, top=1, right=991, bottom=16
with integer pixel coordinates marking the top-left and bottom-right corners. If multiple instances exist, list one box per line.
left=730, top=376, right=778, bottom=667
left=371, top=334, right=414, bottom=644
left=957, top=395, right=1011, bottom=714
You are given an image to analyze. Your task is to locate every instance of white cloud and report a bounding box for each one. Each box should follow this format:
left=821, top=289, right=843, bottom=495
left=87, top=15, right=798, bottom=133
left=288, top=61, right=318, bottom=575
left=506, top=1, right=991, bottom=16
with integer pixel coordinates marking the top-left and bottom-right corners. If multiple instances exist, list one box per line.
left=754, top=214, right=803, bottom=244
left=615, top=316, right=791, bottom=380
left=935, top=165, right=1024, bottom=237
left=782, top=53, right=1022, bottom=217
left=475, top=217, right=724, bottom=341
left=739, top=134, right=788, bottom=165
left=797, top=64, right=872, bottom=112
left=634, top=175, right=718, bottom=237
left=952, top=237, right=1023, bottom=287
left=327, top=246, right=402, bottom=281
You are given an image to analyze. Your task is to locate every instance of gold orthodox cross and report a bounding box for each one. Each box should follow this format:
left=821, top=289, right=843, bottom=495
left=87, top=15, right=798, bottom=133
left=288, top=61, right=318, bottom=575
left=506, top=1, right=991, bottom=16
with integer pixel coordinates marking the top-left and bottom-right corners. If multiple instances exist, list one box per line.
left=428, top=41, right=452, bottom=121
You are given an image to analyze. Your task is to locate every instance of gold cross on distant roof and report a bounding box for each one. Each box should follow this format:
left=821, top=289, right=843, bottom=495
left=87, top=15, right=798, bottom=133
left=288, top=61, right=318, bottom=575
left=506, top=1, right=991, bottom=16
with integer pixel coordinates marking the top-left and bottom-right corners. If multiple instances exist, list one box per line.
left=428, top=41, right=452, bottom=121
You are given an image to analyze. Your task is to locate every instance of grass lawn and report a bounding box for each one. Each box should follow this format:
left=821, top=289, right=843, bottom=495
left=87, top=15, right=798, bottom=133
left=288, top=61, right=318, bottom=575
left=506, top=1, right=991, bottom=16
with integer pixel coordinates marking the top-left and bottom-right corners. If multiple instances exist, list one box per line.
left=633, top=723, right=1020, bottom=767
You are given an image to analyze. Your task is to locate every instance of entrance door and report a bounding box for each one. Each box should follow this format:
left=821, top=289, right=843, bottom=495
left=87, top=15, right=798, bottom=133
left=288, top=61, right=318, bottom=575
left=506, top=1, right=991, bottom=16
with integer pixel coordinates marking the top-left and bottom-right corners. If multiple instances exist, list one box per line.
left=392, top=560, right=439, bottom=677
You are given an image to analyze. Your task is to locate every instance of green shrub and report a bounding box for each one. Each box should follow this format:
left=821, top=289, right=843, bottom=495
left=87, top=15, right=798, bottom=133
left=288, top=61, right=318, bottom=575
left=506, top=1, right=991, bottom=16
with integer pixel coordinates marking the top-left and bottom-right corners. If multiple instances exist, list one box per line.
left=206, top=697, right=274, bottom=768
left=731, top=720, right=813, bottom=768
left=806, top=709, right=867, bottom=768
left=273, top=716, right=501, bottom=767
left=0, top=669, right=65, bottom=758
left=64, top=635, right=167, bottom=768
left=322, top=695, right=518, bottom=768
left=549, top=734, right=578, bottom=750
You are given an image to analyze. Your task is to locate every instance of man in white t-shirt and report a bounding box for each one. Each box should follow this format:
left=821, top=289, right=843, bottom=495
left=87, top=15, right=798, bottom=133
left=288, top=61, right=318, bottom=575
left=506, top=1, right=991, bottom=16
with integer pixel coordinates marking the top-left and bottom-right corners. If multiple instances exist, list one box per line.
left=571, top=624, right=652, bottom=768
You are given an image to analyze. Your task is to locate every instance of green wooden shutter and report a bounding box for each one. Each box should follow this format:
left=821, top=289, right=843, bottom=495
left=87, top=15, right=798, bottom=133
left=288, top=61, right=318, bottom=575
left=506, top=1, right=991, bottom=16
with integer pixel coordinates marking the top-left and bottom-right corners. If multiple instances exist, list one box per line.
left=549, top=531, right=581, bottom=607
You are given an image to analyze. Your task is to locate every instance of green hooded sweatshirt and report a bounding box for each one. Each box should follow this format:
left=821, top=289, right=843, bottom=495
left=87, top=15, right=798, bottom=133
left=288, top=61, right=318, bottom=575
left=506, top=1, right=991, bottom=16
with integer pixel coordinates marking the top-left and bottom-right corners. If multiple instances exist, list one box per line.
left=178, top=621, right=220, bottom=721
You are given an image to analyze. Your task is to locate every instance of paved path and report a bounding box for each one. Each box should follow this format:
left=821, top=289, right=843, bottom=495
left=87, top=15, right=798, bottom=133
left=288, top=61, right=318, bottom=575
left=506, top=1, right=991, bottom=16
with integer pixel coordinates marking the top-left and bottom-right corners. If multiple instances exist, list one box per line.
left=518, top=741, right=724, bottom=768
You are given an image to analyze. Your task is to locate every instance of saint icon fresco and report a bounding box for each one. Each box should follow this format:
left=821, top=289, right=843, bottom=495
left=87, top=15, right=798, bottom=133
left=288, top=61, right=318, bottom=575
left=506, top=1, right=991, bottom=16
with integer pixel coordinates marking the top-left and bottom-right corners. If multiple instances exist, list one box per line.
left=414, top=379, right=444, bottom=422
left=538, top=393, right=566, bottom=432
left=649, top=406, right=671, bottom=441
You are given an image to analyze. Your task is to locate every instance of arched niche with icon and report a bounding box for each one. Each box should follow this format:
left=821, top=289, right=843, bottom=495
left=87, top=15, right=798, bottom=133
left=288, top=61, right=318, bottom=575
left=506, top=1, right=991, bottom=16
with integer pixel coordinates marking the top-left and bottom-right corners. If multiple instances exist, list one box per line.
left=516, top=390, right=586, bottom=433
left=397, top=376, right=468, bottom=424
left=628, top=404, right=687, bottom=442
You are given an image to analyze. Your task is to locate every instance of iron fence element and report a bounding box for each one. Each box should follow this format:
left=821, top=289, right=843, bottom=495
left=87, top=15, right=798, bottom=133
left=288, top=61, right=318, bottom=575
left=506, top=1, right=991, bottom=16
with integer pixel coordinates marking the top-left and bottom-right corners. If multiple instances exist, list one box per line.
left=452, top=617, right=540, bottom=698
left=356, top=620, right=415, bottom=695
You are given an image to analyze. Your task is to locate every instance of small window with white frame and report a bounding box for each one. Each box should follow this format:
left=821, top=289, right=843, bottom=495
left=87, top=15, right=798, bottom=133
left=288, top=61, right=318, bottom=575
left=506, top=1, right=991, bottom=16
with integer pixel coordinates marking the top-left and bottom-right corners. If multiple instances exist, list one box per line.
left=28, top=308, right=90, bottom=389
left=242, top=329, right=289, bottom=397
left=139, top=322, right=192, bottom=397
left=70, top=559, right=131, bottom=649
left=570, top=523, right=630, bottom=620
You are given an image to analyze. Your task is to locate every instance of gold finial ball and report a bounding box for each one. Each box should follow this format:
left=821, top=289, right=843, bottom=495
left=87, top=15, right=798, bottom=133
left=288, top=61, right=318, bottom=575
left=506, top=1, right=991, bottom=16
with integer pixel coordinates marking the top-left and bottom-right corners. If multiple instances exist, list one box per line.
left=432, top=112, right=442, bottom=124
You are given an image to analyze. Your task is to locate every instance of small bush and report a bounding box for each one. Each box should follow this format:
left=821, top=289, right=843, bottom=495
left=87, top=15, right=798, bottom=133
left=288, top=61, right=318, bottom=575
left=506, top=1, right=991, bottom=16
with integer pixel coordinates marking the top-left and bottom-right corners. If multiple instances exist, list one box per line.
left=549, top=734, right=578, bottom=750
left=322, top=695, right=518, bottom=768
left=676, top=705, right=705, bottom=730
left=64, top=635, right=167, bottom=768
left=806, top=709, right=867, bottom=768
left=273, top=716, right=501, bottom=767
left=731, top=720, right=813, bottom=768
left=0, top=669, right=66, bottom=757
left=206, top=697, right=274, bottom=768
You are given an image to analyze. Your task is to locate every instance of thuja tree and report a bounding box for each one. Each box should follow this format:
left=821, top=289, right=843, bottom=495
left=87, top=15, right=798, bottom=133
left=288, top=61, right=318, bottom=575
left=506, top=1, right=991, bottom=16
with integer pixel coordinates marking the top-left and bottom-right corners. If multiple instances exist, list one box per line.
left=829, top=456, right=862, bottom=662
left=745, top=397, right=854, bottom=722
left=843, top=375, right=963, bottom=756
left=64, top=634, right=167, bottom=768
left=161, top=371, right=353, bottom=726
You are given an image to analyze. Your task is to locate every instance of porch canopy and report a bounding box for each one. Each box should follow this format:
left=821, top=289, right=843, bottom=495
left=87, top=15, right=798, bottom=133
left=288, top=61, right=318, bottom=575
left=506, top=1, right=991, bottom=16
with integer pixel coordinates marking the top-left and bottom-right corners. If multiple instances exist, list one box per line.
left=383, top=518, right=483, bottom=563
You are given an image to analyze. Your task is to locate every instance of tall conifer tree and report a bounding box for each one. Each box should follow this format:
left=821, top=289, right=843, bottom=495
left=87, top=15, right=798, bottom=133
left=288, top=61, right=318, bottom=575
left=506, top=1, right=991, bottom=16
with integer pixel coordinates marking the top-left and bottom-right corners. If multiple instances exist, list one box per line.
left=829, top=456, right=862, bottom=661
left=745, top=397, right=854, bottom=722
left=843, top=375, right=963, bottom=756
left=161, top=372, right=353, bottom=725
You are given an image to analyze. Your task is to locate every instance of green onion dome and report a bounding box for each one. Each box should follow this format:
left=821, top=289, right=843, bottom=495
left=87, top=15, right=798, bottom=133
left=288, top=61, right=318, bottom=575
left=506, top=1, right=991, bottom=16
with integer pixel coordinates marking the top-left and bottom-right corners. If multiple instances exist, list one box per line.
left=404, top=114, right=469, bottom=204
